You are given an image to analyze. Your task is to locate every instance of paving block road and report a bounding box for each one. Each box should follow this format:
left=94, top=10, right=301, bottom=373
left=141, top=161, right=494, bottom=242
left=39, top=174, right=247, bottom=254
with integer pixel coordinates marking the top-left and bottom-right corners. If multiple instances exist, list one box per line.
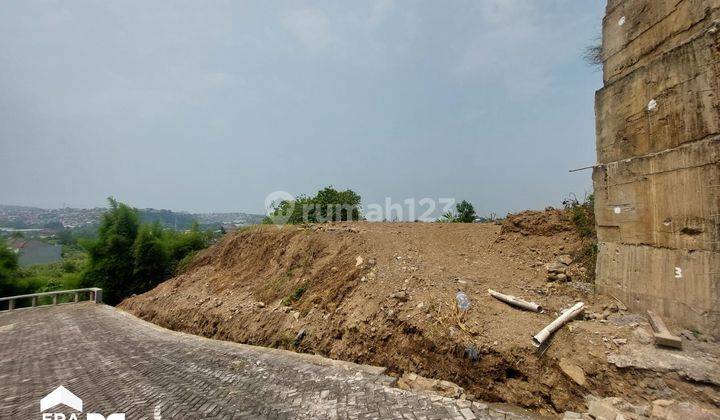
left=0, top=303, right=532, bottom=419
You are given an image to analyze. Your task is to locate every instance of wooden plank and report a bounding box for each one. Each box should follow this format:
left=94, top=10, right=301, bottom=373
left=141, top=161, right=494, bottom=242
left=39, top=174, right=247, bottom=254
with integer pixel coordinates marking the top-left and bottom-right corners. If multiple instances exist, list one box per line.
left=647, top=310, right=683, bottom=349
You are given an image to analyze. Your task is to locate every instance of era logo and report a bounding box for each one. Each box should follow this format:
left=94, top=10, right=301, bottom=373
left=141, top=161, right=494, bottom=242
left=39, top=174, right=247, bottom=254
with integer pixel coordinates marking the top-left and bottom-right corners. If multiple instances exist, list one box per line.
left=40, top=386, right=125, bottom=420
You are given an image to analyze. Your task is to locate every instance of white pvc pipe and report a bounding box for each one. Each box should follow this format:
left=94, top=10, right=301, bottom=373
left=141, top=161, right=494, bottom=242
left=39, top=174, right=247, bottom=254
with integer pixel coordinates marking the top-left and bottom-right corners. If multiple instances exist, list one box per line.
left=488, top=289, right=542, bottom=312
left=532, top=302, right=585, bottom=347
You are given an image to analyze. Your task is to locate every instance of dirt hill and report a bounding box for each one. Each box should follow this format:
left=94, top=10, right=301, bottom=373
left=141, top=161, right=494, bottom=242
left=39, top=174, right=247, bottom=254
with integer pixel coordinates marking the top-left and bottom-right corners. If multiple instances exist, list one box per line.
left=119, top=209, right=720, bottom=415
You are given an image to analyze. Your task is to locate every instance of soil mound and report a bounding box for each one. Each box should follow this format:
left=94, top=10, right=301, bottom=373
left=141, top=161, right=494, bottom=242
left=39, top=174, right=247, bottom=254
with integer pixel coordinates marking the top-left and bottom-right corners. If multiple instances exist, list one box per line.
left=120, top=211, right=720, bottom=415
left=500, top=208, right=574, bottom=236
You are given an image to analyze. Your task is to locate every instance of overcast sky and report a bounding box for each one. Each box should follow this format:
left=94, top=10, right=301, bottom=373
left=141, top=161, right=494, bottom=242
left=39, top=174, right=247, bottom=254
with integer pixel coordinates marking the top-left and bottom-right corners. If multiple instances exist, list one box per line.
left=0, top=1, right=604, bottom=216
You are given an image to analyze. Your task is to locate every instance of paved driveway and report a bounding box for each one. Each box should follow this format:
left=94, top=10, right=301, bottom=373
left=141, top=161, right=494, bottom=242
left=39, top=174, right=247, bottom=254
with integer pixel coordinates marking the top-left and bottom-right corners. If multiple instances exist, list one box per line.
left=0, top=303, right=529, bottom=419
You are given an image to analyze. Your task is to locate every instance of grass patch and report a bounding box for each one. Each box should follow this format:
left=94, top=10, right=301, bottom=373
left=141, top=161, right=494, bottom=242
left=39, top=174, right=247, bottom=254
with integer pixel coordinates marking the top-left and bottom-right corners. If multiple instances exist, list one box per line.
left=565, top=193, right=595, bottom=238
left=282, top=284, right=307, bottom=306
left=276, top=330, right=296, bottom=349
left=564, top=193, right=598, bottom=283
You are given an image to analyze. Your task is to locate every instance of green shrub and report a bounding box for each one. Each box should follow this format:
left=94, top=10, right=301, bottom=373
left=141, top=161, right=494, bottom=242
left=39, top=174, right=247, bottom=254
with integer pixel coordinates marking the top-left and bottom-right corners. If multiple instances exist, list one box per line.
left=437, top=200, right=477, bottom=223
left=455, top=200, right=477, bottom=223
left=266, top=186, right=361, bottom=224
left=282, top=285, right=307, bottom=306
left=564, top=193, right=597, bottom=283
left=565, top=193, right=595, bottom=237
left=81, top=198, right=210, bottom=304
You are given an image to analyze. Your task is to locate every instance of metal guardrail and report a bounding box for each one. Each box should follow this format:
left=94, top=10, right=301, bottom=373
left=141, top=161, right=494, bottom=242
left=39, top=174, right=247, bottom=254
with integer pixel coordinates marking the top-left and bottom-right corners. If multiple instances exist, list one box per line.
left=0, top=288, right=102, bottom=310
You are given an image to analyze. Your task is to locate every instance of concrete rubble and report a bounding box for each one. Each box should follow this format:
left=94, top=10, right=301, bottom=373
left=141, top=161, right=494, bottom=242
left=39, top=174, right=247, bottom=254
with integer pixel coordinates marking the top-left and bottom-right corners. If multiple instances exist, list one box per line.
left=565, top=396, right=720, bottom=420
left=396, top=372, right=465, bottom=399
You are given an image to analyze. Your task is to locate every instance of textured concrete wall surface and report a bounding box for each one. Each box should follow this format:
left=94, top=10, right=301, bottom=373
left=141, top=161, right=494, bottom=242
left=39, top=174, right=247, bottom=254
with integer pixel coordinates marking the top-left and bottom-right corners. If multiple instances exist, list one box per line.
left=602, top=0, right=720, bottom=83
left=594, top=0, right=720, bottom=335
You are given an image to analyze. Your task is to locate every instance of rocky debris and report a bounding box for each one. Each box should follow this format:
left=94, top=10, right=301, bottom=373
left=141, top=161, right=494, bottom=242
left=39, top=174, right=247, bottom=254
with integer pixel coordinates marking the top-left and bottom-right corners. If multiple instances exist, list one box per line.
left=608, top=345, right=720, bottom=387
left=558, top=254, right=573, bottom=265
left=313, top=224, right=360, bottom=234
left=562, top=411, right=587, bottom=419
left=568, top=281, right=595, bottom=294
left=584, top=396, right=651, bottom=420
left=500, top=208, right=575, bottom=236
left=546, top=257, right=572, bottom=282
left=606, top=313, right=643, bottom=326
left=559, top=358, right=587, bottom=387
left=293, top=329, right=306, bottom=347
left=674, top=329, right=717, bottom=344
left=547, top=262, right=567, bottom=274
left=389, top=291, right=409, bottom=302
left=651, top=399, right=720, bottom=420
left=464, top=346, right=479, bottom=362
left=587, top=397, right=623, bottom=420
left=632, top=328, right=654, bottom=345
left=397, top=372, right=464, bottom=399
left=570, top=396, right=720, bottom=420
left=678, top=330, right=696, bottom=341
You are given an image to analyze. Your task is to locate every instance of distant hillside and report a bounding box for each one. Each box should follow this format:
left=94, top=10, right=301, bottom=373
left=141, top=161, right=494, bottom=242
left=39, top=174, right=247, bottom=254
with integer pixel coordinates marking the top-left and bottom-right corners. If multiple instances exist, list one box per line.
left=0, top=204, right=264, bottom=231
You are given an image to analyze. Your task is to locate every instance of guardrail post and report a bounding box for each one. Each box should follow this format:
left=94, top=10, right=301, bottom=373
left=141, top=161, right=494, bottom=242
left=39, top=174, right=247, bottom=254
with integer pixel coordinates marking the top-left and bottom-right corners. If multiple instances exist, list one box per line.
left=0, top=287, right=103, bottom=311
left=93, top=289, right=102, bottom=304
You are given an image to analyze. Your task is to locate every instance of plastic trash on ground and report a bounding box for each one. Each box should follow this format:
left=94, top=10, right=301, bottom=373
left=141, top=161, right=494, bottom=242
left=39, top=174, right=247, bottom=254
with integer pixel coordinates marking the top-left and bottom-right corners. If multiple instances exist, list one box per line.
left=456, top=291, right=471, bottom=311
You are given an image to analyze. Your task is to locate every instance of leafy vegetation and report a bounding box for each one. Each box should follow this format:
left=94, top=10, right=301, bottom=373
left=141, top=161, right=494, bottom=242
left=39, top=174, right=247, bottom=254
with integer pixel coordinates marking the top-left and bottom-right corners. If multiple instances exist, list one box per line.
left=564, top=193, right=597, bottom=282
left=0, top=238, right=88, bottom=308
left=439, top=200, right=477, bottom=223
left=0, top=237, right=20, bottom=297
left=80, top=198, right=213, bottom=305
left=564, top=193, right=595, bottom=238
left=455, top=200, right=477, bottom=223
left=0, top=199, right=221, bottom=306
left=265, top=186, right=362, bottom=224
left=282, top=284, right=307, bottom=306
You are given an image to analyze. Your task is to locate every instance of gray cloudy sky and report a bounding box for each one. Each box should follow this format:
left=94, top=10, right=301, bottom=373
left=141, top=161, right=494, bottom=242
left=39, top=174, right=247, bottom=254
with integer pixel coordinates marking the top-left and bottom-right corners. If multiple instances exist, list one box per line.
left=0, top=1, right=603, bottom=216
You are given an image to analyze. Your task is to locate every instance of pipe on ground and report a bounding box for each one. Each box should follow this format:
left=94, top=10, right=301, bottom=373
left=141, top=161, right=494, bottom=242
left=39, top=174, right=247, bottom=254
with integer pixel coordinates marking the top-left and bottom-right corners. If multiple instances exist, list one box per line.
left=532, top=302, right=585, bottom=347
left=487, top=289, right=542, bottom=313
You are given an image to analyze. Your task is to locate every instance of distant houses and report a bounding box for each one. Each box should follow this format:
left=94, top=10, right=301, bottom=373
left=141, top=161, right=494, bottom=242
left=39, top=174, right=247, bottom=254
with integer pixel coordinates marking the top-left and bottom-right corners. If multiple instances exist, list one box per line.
left=7, top=239, right=62, bottom=266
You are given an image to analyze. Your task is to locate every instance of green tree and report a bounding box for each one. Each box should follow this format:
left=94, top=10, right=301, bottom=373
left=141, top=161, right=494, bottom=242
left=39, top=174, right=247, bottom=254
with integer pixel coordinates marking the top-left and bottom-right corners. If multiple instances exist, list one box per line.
left=163, top=221, right=207, bottom=264
left=81, top=197, right=140, bottom=304
left=132, top=222, right=168, bottom=293
left=0, top=237, right=20, bottom=297
left=313, top=186, right=361, bottom=222
left=265, top=187, right=362, bottom=224
left=57, top=229, right=77, bottom=246
left=455, top=200, right=477, bottom=223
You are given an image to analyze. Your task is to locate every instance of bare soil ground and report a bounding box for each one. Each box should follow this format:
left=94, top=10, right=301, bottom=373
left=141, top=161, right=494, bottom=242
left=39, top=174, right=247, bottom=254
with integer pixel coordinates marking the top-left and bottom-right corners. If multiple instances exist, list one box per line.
left=120, top=209, right=720, bottom=416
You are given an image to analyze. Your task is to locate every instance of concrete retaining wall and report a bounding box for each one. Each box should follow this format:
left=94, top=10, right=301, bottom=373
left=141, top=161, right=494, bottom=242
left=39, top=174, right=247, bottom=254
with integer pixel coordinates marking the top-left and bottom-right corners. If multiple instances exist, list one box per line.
left=594, top=0, right=720, bottom=335
left=596, top=26, right=720, bottom=164
left=594, top=136, right=720, bottom=251
left=602, top=0, right=720, bottom=84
